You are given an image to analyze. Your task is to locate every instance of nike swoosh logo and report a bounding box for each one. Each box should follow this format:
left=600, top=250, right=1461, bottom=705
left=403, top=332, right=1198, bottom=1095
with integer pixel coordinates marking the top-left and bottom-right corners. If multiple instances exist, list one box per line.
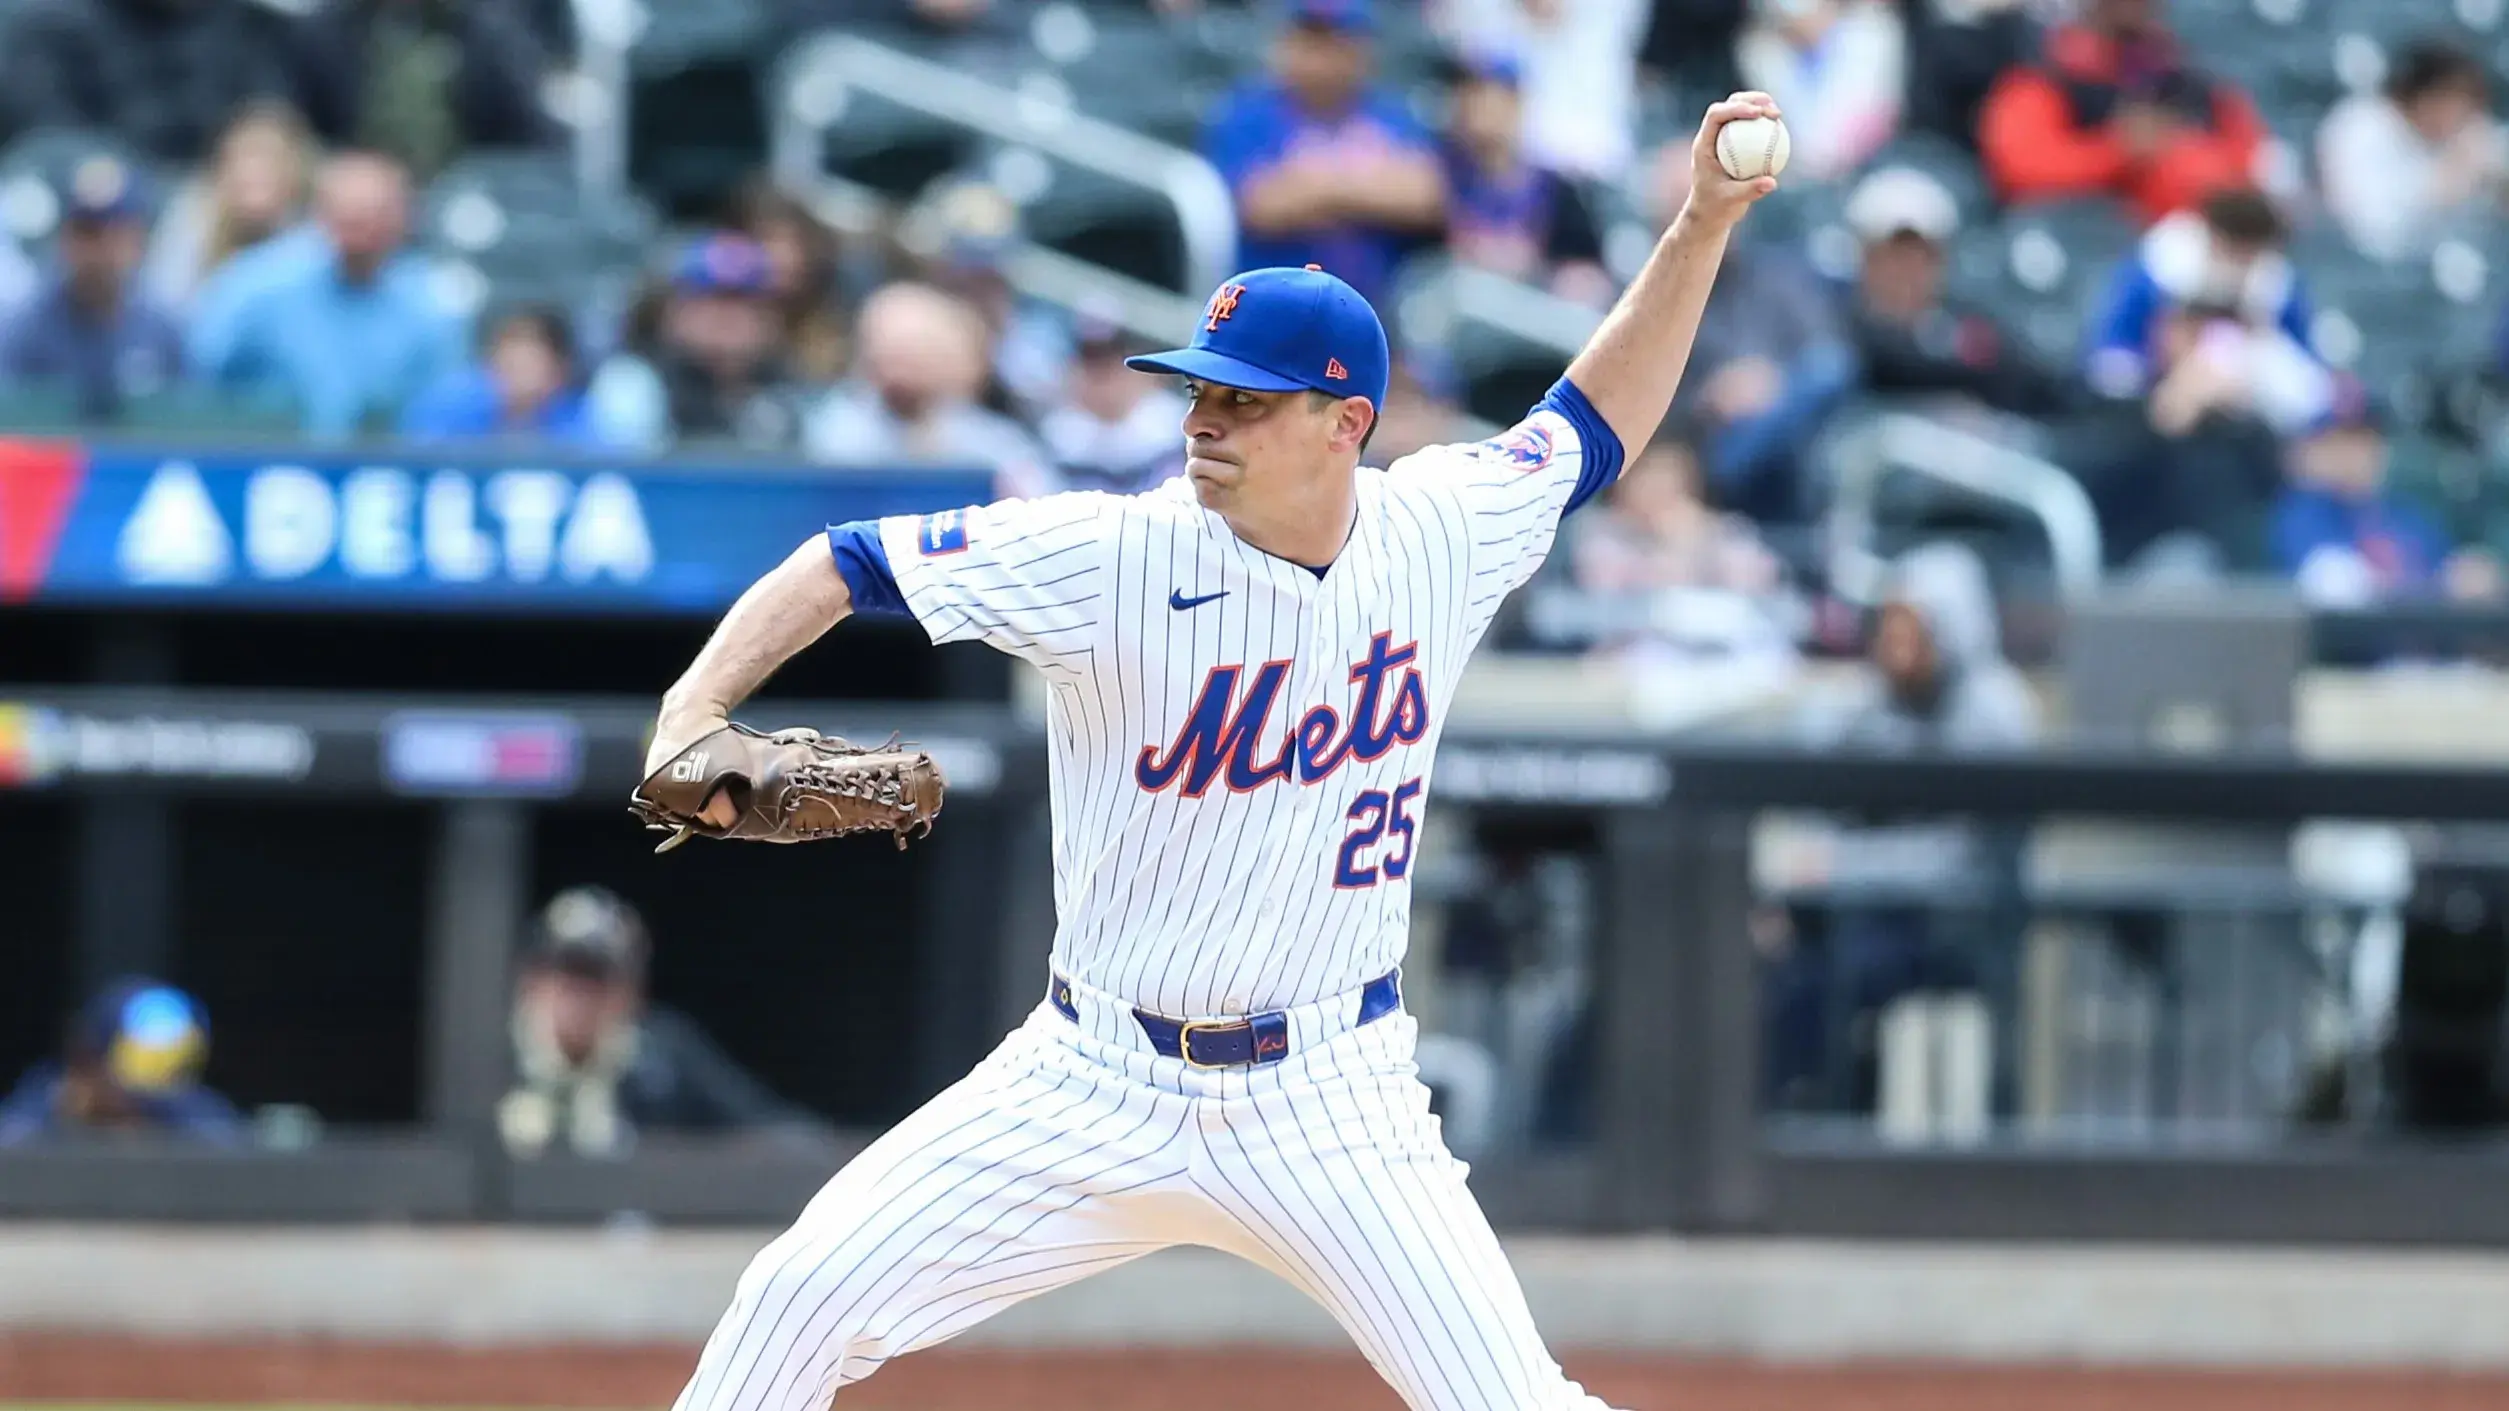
left=1169, top=589, right=1229, bottom=611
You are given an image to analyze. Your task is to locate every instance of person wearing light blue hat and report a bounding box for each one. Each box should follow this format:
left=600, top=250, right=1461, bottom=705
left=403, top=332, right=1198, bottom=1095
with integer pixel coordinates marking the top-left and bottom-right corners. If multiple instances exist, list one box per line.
left=0, top=979, right=243, bottom=1147
left=644, top=93, right=1785, bottom=1411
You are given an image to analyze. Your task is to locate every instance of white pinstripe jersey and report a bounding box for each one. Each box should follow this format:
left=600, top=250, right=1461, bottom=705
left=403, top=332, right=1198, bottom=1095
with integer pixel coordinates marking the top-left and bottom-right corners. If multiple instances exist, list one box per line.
left=874, top=401, right=1597, bottom=1018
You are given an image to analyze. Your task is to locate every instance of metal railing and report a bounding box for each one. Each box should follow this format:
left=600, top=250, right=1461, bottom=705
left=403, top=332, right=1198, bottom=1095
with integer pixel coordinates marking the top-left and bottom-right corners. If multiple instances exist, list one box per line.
left=567, top=0, right=638, bottom=198
left=1825, top=411, right=2104, bottom=605
left=771, top=33, right=1239, bottom=296
left=1394, top=260, right=1606, bottom=361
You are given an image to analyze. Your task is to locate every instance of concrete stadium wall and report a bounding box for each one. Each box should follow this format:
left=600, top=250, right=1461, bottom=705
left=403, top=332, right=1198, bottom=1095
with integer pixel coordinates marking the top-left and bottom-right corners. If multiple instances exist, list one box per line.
left=4, top=1226, right=2509, bottom=1369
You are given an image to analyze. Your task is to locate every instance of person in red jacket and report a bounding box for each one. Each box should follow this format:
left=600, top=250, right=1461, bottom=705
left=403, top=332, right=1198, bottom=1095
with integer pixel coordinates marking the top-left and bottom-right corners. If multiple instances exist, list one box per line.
left=1978, top=0, right=2264, bottom=224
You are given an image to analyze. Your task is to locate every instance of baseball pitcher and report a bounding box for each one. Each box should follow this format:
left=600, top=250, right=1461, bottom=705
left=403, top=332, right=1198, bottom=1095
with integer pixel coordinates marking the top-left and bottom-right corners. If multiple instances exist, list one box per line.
left=633, top=95, right=1782, bottom=1411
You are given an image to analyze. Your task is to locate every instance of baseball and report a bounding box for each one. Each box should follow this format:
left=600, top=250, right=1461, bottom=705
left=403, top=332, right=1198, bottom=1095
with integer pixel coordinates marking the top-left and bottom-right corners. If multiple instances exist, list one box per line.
left=1716, top=115, right=1791, bottom=181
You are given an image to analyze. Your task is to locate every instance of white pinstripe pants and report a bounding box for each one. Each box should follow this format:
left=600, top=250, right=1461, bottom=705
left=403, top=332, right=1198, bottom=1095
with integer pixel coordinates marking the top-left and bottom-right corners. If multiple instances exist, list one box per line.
left=672, top=1005, right=1620, bottom=1411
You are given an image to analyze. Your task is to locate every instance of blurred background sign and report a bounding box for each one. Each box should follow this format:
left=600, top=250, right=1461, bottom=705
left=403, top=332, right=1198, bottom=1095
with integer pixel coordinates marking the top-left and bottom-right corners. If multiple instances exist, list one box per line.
left=0, top=436, right=989, bottom=613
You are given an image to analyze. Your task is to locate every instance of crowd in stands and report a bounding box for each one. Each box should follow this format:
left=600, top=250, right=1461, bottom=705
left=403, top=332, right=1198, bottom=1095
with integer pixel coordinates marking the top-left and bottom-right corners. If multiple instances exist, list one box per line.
left=8, top=0, right=2509, bottom=620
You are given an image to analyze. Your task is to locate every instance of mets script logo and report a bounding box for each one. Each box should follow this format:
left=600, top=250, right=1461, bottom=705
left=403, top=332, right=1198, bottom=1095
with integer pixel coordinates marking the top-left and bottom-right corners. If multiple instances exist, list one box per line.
left=1135, top=633, right=1429, bottom=797
left=1205, top=283, right=1247, bottom=331
left=1477, top=423, right=1554, bottom=472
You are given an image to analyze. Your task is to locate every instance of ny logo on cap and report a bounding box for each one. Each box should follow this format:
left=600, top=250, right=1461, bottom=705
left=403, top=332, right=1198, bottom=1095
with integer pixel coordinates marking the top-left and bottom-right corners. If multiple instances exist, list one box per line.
left=1205, top=283, right=1247, bottom=331
left=1325, top=358, right=1349, bottom=381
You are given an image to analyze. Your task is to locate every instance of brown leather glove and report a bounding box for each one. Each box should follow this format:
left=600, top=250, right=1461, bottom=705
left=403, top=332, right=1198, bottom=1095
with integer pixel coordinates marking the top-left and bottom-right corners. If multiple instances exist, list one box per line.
left=630, top=723, right=945, bottom=853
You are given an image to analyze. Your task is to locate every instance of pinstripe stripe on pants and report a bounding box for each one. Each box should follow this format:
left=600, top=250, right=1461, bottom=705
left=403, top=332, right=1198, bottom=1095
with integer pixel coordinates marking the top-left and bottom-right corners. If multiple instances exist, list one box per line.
left=672, top=1008, right=1620, bottom=1411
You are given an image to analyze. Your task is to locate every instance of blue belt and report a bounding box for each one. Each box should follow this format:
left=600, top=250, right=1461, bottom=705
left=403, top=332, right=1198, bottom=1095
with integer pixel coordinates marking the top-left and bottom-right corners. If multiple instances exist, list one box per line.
left=1049, top=970, right=1402, bottom=1069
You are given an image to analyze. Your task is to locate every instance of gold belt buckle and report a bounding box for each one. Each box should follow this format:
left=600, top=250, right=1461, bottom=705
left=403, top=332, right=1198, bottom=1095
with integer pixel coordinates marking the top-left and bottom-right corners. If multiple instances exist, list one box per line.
left=1176, top=1018, right=1242, bottom=1069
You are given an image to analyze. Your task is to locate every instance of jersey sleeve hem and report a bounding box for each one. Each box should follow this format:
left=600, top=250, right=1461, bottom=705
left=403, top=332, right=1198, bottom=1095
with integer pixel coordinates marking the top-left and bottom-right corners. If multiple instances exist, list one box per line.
left=825, top=521, right=911, bottom=618
left=1543, top=377, right=1626, bottom=515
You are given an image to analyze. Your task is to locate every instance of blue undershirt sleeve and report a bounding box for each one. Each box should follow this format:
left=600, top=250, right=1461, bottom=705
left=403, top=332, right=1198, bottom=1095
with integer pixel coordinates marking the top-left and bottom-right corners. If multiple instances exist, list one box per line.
left=824, top=520, right=910, bottom=618
left=1540, top=376, right=1626, bottom=515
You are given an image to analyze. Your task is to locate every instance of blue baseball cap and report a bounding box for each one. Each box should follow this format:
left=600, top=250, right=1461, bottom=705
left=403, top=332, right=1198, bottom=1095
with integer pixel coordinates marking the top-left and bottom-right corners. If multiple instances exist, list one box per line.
left=73, top=979, right=210, bottom=1094
left=672, top=233, right=773, bottom=297
left=1460, top=49, right=1523, bottom=87
left=1288, top=0, right=1373, bottom=34
left=1128, top=264, right=1391, bottom=413
left=61, top=154, right=148, bottom=224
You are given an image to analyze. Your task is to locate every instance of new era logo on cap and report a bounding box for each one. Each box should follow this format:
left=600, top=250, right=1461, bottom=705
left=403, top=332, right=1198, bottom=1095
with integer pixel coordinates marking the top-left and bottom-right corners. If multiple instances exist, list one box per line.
left=1325, top=358, right=1349, bottom=381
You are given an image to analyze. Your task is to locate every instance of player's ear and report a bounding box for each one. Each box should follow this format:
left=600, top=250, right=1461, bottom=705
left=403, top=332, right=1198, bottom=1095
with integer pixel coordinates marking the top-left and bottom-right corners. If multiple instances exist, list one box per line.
left=1335, top=396, right=1376, bottom=455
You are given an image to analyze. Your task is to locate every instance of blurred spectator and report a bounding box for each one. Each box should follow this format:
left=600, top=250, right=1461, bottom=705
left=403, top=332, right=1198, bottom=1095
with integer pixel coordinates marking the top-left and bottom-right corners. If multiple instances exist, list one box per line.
left=1566, top=433, right=1795, bottom=664
left=1638, top=0, right=1748, bottom=94
left=189, top=151, right=461, bottom=437
left=1438, top=52, right=1613, bottom=307
left=285, top=0, right=558, bottom=181
left=1032, top=310, right=1187, bottom=496
left=0, top=0, right=296, bottom=162
left=2076, top=189, right=2326, bottom=569
left=804, top=280, right=1045, bottom=490
left=1903, top=0, right=2040, bottom=153
left=1203, top=0, right=1447, bottom=304
left=1845, top=165, right=2074, bottom=416
left=0, top=155, right=185, bottom=421
left=400, top=304, right=605, bottom=446
left=1573, top=434, right=1785, bottom=598
left=1733, top=0, right=1905, bottom=181
left=584, top=235, right=810, bottom=451
left=2084, top=256, right=2332, bottom=571
left=2274, top=390, right=2504, bottom=608
left=1368, top=351, right=1466, bottom=465
left=906, top=178, right=1073, bottom=420
left=1432, top=0, right=1652, bottom=182
left=1979, top=0, right=2265, bottom=225
left=2318, top=39, right=2506, bottom=264
left=0, top=980, right=242, bottom=1147
left=2086, top=188, right=2320, bottom=411
left=1658, top=154, right=1853, bottom=522
left=499, top=887, right=828, bottom=1159
left=142, top=99, right=315, bottom=316
left=1768, top=542, right=2034, bottom=1116
left=729, top=177, right=852, bottom=385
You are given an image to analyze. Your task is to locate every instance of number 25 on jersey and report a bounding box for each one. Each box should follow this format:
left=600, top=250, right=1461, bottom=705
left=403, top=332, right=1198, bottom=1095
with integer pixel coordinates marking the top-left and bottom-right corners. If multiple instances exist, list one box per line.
left=1337, top=777, right=1423, bottom=889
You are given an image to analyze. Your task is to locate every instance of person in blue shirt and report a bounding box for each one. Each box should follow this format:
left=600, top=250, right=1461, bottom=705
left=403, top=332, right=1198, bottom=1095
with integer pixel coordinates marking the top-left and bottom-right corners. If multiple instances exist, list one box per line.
left=2272, top=388, right=2502, bottom=607
left=1200, top=0, right=1447, bottom=304
left=187, top=149, right=463, bottom=438
left=1438, top=50, right=1611, bottom=307
left=0, top=153, right=186, bottom=421
left=0, top=979, right=243, bottom=1147
left=400, top=303, right=606, bottom=446
left=2084, top=187, right=2321, bottom=406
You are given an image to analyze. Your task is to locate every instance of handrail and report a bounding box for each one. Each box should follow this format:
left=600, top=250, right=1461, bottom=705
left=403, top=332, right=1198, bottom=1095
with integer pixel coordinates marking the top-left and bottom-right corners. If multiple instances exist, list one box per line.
left=1825, top=411, right=2103, bottom=605
left=771, top=32, right=1239, bottom=295
left=1394, top=260, right=1603, bottom=360
left=568, top=0, right=638, bottom=199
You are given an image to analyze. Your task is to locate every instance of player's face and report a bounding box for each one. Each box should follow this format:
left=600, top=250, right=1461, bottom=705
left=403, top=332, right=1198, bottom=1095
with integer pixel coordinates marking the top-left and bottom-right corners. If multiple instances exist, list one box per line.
left=1178, top=379, right=1362, bottom=510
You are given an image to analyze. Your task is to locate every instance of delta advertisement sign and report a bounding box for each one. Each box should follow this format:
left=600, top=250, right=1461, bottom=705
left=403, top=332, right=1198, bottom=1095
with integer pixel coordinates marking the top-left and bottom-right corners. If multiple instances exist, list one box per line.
left=0, top=437, right=991, bottom=614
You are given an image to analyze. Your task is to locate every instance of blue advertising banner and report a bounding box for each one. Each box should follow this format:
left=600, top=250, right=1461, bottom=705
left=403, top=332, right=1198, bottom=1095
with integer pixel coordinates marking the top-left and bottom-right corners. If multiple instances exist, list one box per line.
left=0, top=437, right=993, bottom=615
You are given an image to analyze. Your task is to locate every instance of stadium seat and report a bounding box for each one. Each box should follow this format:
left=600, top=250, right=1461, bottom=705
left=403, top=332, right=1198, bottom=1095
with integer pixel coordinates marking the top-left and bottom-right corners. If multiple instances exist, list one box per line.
left=630, top=0, right=773, bottom=219
left=1857, top=132, right=1993, bottom=228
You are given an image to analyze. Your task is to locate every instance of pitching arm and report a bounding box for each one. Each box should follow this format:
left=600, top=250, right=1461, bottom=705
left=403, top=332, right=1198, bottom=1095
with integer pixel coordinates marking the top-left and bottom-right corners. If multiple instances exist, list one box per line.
left=1562, top=92, right=1781, bottom=456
